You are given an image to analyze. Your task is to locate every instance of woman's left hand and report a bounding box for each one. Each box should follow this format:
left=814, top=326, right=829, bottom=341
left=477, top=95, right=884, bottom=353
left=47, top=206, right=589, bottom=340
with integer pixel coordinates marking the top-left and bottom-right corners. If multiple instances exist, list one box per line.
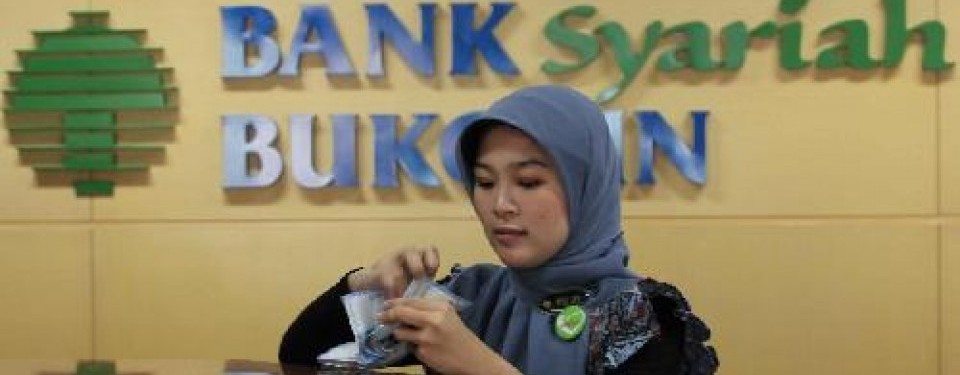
left=380, top=298, right=521, bottom=375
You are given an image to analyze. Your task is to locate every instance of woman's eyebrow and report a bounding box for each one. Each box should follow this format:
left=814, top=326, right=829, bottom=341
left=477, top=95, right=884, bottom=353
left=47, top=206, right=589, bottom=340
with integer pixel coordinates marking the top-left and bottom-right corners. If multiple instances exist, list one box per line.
left=474, top=162, right=494, bottom=172
left=515, top=159, right=550, bottom=169
left=474, top=158, right=550, bottom=171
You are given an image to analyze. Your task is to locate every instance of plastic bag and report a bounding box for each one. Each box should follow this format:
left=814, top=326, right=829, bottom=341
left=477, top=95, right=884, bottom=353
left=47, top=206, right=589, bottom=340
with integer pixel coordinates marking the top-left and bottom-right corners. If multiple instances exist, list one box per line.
left=333, top=278, right=469, bottom=369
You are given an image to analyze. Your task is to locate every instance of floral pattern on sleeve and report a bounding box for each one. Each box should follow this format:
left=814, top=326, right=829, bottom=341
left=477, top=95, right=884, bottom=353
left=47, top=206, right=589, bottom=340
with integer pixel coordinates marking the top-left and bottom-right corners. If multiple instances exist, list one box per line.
left=586, top=285, right=660, bottom=375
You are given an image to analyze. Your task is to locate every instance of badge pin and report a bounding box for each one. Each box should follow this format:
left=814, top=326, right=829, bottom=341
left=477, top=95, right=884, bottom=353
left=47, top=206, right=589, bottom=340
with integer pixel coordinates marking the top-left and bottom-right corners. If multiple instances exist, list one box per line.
left=553, top=305, right=587, bottom=341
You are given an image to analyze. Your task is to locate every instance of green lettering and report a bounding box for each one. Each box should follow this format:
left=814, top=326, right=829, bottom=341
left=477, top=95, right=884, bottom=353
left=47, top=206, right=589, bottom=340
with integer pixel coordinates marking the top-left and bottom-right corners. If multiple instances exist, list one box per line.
left=776, top=0, right=811, bottom=70
left=541, top=5, right=602, bottom=74
left=816, top=20, right=879, bottom=69
left=594, top=21, right=663, bottom=104
left=779, top=22, right=810, bottom=70
left=540, top=0, right=948, bottom=102
left=656, top=22, right=718, bottom=71
left=779, top=0, right=810, bottom=15
left=882, top=0, right=952, bottom=70
left=721, top=22, right=749, bottom=69
left=750, top=21, right=777, bottom=39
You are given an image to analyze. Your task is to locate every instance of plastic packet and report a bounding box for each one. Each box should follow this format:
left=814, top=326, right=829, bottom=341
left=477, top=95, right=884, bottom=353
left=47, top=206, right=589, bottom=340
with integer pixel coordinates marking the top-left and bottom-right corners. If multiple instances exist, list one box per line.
left=340, top=290, right=385, bottom=343
left=356, top=278, right=470, bottom=368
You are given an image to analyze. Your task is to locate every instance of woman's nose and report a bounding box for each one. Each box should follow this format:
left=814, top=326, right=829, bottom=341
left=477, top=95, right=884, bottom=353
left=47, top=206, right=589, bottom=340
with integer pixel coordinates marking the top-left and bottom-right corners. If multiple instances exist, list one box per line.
left=493, top=187, right=519, bottom=218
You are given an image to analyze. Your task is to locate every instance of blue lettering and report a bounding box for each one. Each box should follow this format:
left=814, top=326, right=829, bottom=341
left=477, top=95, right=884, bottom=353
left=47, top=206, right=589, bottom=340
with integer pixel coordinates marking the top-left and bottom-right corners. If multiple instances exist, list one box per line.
left=290, top=114, right=359, bottom=188
left=366, top=3, right=437, bottom=77
left=450, top=2, right=520, bottom=75
left=220, top=6, right=281, bottom=77
left=330, top=114, right=360, bottom=187
left=636, top=111, right=708, bottom=185
left=221, top=114, right=283, bottom=188
left=280, top=5, right=355, bottom=76
left=220, top=110, right=710, bottom=190
left=373, top=114, right=441, bottom=187
left=290, top=114, right=334, bottom=188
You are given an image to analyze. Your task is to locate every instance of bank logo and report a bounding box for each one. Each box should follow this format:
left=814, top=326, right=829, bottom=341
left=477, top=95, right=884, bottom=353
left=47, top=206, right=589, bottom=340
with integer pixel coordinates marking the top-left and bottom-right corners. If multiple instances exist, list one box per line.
left=4, top=11, right=177, bottom=196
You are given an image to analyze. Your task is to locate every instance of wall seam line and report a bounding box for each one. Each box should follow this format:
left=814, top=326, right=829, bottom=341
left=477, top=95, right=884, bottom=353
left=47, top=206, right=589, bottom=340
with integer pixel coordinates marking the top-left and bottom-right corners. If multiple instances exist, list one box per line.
left=937, top=222, right=944, bottom=375
left=935, top=0, right=944, bottom=372
left=89, top=194, right=97, bottom=359
left=2, top=215, right=959, bottom=226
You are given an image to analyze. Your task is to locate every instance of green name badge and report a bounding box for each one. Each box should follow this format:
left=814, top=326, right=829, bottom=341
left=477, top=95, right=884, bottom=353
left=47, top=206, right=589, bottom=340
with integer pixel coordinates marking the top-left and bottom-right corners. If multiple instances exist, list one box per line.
left=553, top=305, right=587, bottom=341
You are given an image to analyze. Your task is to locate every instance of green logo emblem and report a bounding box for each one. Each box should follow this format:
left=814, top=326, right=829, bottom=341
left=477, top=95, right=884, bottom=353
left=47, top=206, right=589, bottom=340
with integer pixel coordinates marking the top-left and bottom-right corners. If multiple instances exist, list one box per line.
left=553, top=305, right=587, bottom=341
left=4, top=11, right=177, bottom=196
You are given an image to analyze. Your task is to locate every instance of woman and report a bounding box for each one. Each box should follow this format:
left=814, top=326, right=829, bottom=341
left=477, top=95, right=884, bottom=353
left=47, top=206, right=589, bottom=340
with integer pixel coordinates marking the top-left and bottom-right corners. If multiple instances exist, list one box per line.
left=279, top=85, right=717, bottom=375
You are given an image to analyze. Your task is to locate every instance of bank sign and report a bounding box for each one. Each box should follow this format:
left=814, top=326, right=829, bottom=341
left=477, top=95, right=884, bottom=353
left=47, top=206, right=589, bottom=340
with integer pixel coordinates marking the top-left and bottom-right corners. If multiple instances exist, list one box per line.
left=218, top=0, right=951, bottom=191
left=3, top=0, right=952, bottom=196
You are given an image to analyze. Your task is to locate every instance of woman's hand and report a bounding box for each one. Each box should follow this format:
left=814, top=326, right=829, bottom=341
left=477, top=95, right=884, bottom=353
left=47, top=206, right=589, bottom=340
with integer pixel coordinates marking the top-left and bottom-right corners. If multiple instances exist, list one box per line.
left=380, top=299, right=522, bottom=375
left=347, top=246, right=440, bottom=298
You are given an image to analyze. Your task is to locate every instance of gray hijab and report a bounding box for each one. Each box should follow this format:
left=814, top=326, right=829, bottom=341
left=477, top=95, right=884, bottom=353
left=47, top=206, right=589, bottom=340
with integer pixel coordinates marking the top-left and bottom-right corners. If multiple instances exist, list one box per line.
left=448, top=85, right=638, bottom=375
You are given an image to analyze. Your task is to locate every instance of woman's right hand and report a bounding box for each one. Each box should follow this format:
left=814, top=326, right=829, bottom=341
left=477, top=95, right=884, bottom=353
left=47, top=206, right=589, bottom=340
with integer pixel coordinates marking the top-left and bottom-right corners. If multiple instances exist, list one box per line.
left=347, top=246, right=440, bottom=298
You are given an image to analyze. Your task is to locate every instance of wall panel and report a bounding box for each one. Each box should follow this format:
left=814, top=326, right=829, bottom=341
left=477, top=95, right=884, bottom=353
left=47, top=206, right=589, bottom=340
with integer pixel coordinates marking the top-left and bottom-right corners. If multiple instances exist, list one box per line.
left=944, top=220, right=959, bottom=375
left=92, top=221, right=492, bottom=359
left=625, top=219, right=940, bottom=375
left=0, top=1, right=951, bottom=374
left=0, top=227, right=92, bottom=358
left=940, top=1, right=960, bottom=214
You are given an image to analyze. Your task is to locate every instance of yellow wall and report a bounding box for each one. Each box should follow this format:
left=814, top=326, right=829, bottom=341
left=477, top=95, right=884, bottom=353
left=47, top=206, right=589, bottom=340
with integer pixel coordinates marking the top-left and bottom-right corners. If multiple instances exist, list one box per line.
left=0, top=0, right=956, bottom=374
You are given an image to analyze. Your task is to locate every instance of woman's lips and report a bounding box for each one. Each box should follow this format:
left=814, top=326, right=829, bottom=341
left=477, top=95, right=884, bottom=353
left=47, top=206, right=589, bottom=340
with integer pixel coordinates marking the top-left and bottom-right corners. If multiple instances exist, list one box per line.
left=493, top=225, right=527, bottom=247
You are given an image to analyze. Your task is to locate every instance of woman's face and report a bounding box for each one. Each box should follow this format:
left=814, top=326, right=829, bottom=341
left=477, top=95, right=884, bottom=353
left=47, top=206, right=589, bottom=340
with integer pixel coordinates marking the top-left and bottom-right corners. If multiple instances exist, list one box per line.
left=472, top=125, right=570, bottom=269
